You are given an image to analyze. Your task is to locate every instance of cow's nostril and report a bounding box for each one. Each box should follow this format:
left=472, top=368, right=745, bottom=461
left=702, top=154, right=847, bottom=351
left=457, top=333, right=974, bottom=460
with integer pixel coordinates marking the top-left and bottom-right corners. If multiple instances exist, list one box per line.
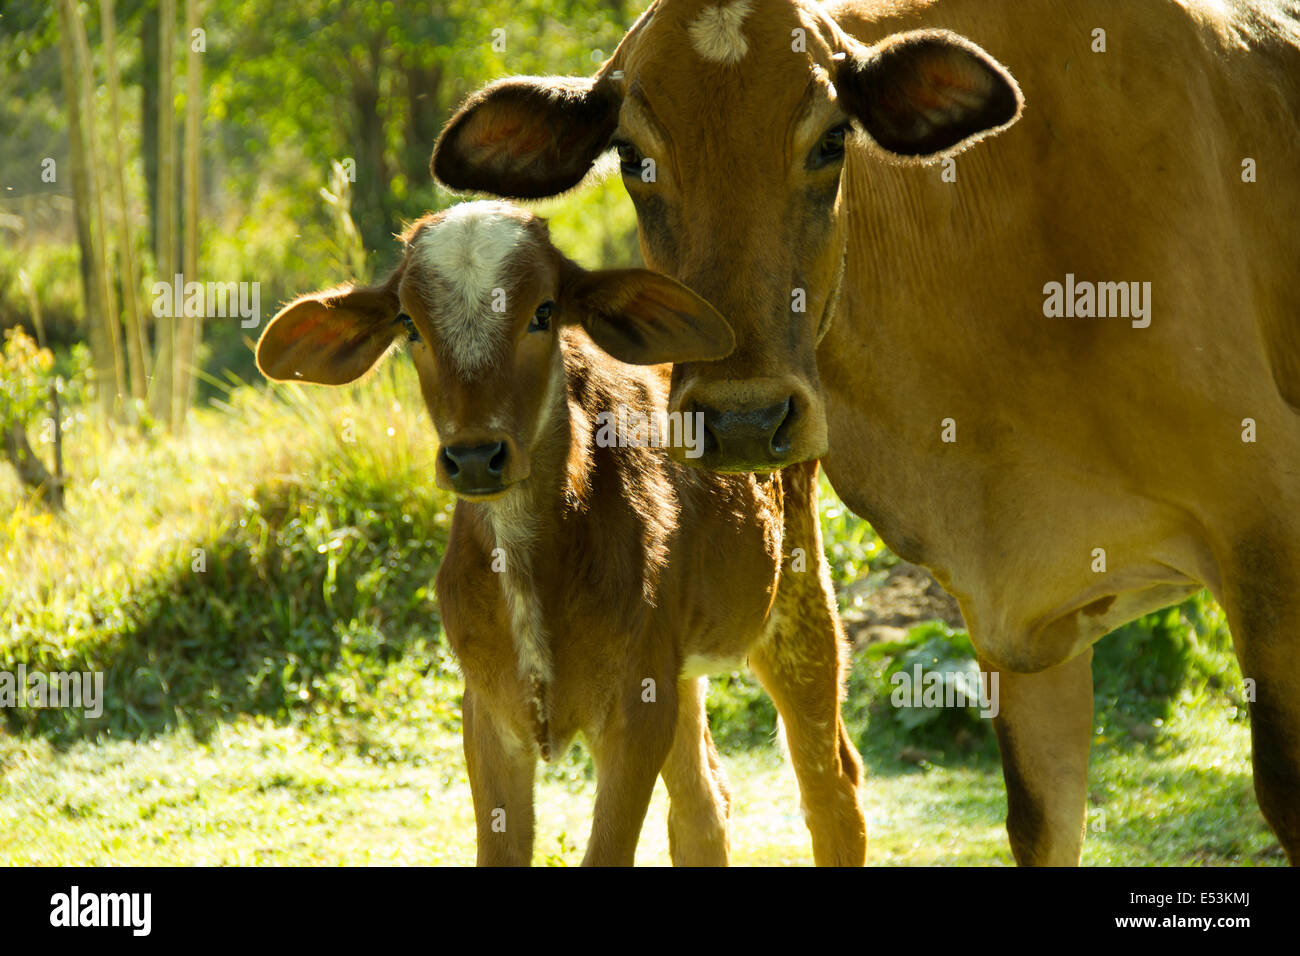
left=770, top=397, right=796, bottom=457
left=487, top=442, right=508, bottom=476
left=697, top=399, right=797, bottom=467
left=440, top=446, right=460, bottom=478
left=701, top=412, right=721, bottom=457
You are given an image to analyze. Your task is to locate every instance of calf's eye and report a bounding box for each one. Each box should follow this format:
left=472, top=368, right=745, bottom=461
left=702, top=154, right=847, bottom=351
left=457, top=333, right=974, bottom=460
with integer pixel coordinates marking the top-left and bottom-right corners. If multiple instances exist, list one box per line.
left=613, top=140, right=643, bottom=175
left=529, top=302, right=554, bottom=333
left=398, top=312, right=421, bottom=343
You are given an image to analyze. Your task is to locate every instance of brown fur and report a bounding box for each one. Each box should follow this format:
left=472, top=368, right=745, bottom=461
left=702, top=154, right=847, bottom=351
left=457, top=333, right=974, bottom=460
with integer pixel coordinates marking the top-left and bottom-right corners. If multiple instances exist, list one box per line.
left=256, top=203, right=866, bottom=866
left=433, top=0, right=1300, bottom=864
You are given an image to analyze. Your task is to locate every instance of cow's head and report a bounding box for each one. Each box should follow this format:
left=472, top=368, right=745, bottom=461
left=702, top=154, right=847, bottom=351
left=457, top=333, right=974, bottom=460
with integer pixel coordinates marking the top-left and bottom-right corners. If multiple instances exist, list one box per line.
left=433, top=0, right=1022, bottom=471
left=256, top=201, right=731, bottom=499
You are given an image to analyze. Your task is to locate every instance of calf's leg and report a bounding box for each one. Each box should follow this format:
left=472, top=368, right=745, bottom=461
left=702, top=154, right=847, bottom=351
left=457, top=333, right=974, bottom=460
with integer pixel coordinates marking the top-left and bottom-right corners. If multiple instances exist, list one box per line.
left=583, top=666, right=679, bottom=866
left=463, top=687, right=537, bottom=866
left=660, top=676, right=731, bottom=866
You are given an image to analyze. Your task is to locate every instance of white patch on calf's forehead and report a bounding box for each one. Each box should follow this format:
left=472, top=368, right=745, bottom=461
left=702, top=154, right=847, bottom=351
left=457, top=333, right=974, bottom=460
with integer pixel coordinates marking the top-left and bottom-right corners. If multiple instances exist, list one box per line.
left=414, top=201, right=533, bottom=374
left=688, top=0, right=755, bottom=64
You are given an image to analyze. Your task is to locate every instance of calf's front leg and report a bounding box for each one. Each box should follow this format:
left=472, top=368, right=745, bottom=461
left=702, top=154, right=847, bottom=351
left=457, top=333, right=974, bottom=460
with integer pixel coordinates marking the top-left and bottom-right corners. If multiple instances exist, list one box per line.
left=583, top=665, right=679, bottom=866
left=463, top=687, right=538, bottom=866
left=660, top=676, right=732, bottom=866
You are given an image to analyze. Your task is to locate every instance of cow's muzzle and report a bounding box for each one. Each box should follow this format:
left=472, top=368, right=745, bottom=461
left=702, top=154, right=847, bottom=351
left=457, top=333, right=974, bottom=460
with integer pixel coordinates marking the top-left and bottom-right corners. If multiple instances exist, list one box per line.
left=695, top=397, right=798, bottom=470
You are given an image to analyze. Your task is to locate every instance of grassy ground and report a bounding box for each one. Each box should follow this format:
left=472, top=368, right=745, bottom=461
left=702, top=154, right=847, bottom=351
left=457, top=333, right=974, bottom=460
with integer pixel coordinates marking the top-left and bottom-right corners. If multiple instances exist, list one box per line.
left=0, top=362, right=1283, bottom=865
left=0, top=691, right=1278, bottom=866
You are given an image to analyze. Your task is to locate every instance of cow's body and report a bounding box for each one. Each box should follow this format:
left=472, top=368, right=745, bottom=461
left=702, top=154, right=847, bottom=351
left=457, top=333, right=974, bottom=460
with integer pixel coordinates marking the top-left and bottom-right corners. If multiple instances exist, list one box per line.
left=433, top=0, right=1300, bottom=864
left=819, top=0, right=1300, bottom=862
left=823, top=0, right=1300, bottom=676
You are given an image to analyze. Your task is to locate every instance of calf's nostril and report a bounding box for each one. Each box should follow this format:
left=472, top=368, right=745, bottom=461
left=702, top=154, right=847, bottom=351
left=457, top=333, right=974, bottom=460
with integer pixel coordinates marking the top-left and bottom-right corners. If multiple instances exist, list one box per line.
left=487, top=442, right=508, bottom=476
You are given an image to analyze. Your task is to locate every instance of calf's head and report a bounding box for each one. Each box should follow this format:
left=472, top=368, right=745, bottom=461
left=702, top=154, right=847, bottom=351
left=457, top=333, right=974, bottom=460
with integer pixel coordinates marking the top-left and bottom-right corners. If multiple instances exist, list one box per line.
left=432, top=0, right=1022, bottom=471
left=256, top=201, right=731, bottom=499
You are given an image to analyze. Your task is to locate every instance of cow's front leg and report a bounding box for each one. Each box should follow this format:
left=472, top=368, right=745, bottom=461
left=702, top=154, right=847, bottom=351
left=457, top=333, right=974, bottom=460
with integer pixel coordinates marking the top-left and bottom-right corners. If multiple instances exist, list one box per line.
left=1221, top=539, right=1300, bottom=864
left=980, top=648, right=1093, bottom=866
left=583, top=665, right=679, bottom=866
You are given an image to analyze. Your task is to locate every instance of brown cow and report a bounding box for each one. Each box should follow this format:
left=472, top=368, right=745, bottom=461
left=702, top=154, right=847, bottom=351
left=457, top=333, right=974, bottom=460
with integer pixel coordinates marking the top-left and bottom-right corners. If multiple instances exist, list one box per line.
left=433, top=0, right=1300, bottom=864
left=255, top=200, right=866, bottom=865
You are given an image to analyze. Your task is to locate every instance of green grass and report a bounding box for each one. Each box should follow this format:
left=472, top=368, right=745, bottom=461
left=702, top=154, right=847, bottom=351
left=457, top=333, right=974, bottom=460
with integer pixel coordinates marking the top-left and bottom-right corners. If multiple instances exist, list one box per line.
left=0, top=690, right=1277, bottom=865
left=0, top=360, right=1284, bottom=865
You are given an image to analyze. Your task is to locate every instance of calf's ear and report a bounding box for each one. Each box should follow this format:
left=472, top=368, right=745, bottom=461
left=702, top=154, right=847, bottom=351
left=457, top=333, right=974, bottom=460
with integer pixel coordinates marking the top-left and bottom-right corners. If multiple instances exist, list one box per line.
left=432, top=76, right=620, bottom=199
left=835, top=29, right=1023, bottom=160
left=256, top=283, right=402, bottom=386
left=564, top=267, right=735, bottom=366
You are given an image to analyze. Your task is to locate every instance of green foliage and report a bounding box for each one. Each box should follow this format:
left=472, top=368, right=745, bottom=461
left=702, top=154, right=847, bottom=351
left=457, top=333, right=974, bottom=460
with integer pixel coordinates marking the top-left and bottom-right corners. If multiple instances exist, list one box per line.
left=818, top=471, right=896, bottom=593
left=706, top=673, right=779, bottom=753
left=0, top=0, right=645, bottom=413
left=0, top=360, right=460, bottom=753
left=0, top=326, right=90, bottom=437
left=0, top=244, right=85, bottom=348
left=845, top=621, right=996, bottom=757
left=0, top=327, right=57, bottom=431
left=1093, top=591, right=1244, bottom=729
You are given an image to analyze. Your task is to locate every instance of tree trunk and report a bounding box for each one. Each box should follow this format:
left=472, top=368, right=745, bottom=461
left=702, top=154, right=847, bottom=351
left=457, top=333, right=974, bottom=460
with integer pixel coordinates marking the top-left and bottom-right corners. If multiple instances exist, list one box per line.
left=2, top=424, right=63, bottom=510
left=56, top=0, right=113, bottom=419
left=350, top=39, right=391, bottom=253
left=151, top=0, right=178, bottom=425
left=403, top=61, right=443, bottom=189
left=70, top=0, right=127, bottom=413
left=99, top=0, right=149, bottom=404
left=175, top=0, right=202, bottom=427
left=141, top=4, right=160, bottom=260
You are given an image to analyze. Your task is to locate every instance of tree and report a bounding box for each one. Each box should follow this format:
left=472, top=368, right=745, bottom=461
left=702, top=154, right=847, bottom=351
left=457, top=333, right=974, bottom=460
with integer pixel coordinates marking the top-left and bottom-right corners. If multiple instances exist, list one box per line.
left=56, top=0, right=124, bottom=418
left=151, top=0, right=178, bottom=424
left=99, top=0, right=150, bottom=404
left=175, top=0, right=202, bottom=425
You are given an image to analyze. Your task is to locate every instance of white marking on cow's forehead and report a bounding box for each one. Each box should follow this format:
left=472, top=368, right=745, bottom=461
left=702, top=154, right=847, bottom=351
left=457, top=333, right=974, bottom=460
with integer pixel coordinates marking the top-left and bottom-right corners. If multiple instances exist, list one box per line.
left=687, top=0, right=754, bottom=65
left=415, top=201, right=533, bottom=374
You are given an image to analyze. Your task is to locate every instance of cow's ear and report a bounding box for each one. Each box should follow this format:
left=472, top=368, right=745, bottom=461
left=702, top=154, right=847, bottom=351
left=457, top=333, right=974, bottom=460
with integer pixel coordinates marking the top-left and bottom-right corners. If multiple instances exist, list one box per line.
left=835, top=29, right=1023, bottom=160
left=433, top=76, right=621, bottom=199
left=563, top=266, right=734, bottom=366
left=256, top=283, right=402, bottom=386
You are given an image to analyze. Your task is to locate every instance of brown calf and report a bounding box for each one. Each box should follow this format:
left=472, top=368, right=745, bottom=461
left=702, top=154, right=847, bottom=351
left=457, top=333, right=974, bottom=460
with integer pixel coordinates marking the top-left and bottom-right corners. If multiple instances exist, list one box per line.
left=255, top=200, right=865, bottom=865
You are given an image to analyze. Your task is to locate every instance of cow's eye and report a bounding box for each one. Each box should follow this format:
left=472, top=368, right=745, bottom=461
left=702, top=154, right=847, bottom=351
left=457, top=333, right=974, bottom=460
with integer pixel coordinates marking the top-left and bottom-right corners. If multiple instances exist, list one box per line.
left=810, top=124, right=850, bottom=169
left=613, top=140, right=643, bottom=175
left=398, top=312, right=421, bottom=343
left=529, top=301, right=554, bottom=332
